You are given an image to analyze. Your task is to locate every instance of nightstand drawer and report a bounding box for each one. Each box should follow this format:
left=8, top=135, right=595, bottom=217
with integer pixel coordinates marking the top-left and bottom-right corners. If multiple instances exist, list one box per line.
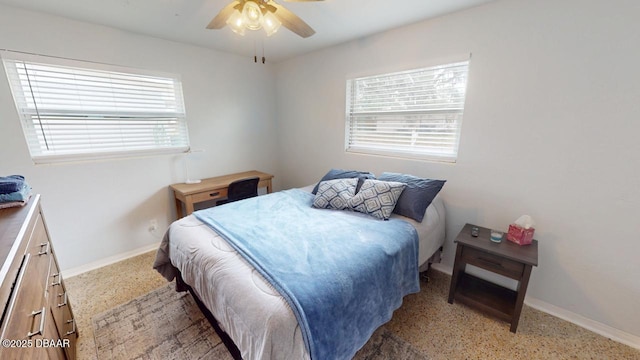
left=191, top=189, right=228, bottom=203
left=462, top=247, right=524, bottom=279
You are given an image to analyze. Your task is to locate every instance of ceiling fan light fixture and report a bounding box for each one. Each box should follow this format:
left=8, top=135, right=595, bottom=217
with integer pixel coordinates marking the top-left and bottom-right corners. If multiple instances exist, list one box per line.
left=226, top=9, right=246, bottom=36
left=242, top=1, right=263, bottom=31
left=209, top=0, right=318, bottom=39
left=261, top=11, right=282, bottom=36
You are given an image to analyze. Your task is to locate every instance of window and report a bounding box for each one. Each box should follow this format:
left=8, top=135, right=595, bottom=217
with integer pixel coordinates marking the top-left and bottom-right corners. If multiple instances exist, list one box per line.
left=1, top=51, right=190, bottom=164
left=345, top=60, right=469, bottom=162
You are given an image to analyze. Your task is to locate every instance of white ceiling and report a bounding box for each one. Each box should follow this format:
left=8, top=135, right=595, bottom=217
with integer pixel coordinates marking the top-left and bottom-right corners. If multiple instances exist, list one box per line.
left=0, top=0, right=496, bottom=62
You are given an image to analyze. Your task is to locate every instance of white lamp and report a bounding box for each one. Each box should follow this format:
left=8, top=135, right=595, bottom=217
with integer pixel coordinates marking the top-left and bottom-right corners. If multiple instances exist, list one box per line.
left=183, top=149, right=204, bottom=184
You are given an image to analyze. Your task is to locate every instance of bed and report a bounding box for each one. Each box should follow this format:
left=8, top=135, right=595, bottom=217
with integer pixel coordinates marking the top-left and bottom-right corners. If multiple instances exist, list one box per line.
left=154, top=181, right=446, bottom=360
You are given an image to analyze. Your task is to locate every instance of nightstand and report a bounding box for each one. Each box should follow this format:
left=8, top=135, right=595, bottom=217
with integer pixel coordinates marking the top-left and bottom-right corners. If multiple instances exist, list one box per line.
left=447, top=223, right=538, bottom=333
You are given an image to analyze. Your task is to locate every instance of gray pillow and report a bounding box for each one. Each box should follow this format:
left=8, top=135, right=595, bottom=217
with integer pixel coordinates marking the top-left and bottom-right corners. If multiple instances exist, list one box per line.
left=378, top=172, right=446, bottom=222
left=347, top=179, right=406, bottom=220
left=311, top=169, right=375, bottom=195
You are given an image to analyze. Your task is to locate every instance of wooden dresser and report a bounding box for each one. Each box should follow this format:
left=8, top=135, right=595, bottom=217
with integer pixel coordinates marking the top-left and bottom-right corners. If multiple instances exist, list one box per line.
left=0, top=195, right=77, bottom=359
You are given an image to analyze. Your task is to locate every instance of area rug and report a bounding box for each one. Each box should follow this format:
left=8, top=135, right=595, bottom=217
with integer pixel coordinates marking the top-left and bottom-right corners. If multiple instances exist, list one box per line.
left=93, top=283, right=428, bottom=360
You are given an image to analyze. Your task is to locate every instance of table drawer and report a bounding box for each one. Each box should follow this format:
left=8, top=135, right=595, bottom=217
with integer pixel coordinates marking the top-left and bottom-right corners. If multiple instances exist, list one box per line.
left=462, top=246, right=524, bottom=279
left=191, top=188, right=228, bottom=203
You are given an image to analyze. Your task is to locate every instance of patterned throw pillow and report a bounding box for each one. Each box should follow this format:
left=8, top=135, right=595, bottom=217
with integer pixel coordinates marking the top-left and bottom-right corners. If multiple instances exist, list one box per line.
left=312, top=178, right=358, bottom=210
left=347, top=179, right=406, bottom=220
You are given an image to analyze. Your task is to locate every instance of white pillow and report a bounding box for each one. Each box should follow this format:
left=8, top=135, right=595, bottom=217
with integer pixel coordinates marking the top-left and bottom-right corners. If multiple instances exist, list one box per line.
left=312, top=178, right=358, bottom=210
left=347, top=179, right=406, bottom=220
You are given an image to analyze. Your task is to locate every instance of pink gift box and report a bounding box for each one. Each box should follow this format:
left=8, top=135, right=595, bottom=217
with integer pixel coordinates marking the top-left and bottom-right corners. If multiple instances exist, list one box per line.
left=507, top=224, right=535, bottom=245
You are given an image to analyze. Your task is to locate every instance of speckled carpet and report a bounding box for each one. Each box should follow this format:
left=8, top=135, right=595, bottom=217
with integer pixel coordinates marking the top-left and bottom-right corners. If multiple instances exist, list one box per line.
left=92, top=283, right=427, bottom=360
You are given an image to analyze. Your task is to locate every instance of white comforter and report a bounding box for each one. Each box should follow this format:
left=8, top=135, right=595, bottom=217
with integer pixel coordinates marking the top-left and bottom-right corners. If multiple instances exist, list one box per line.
left=154, top=189, right=445, bottom=360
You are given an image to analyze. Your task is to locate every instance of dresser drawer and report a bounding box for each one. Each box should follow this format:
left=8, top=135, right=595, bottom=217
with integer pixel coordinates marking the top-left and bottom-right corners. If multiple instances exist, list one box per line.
left=28, top=215, right=53, bottom=290
left=49, top=254, right=65, bottom=321
left=49, top=253, right=78, bottom=358
left=190, top=188, right=228, bottom=203
left=52, top=297, right=77, bottom=360
left=0, top=254, right=47, bottom=344
left=461, top=246, right=524, bottom=279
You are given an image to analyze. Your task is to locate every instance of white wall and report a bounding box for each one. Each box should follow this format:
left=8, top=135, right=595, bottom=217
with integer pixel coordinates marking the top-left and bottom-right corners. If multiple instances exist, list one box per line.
left=0, top=5, right=279, bottom=270
left=275, top=0, right=640, bottom=339
left=1, top=0, right=638, bottom=346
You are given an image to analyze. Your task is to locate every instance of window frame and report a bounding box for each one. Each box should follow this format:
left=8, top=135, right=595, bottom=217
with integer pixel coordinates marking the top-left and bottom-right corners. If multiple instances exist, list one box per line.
left=344, top=60, right=470, bottom=163
left=1, top=51, right=190, bottom=164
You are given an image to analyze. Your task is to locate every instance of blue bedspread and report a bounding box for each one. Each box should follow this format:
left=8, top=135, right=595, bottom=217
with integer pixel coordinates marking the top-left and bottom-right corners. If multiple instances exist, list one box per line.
left=194, top=189, right=420, bottom=360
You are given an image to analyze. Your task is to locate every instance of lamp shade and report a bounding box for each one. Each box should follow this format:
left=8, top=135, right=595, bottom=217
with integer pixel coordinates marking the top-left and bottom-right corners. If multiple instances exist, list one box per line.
left=226, top=10, right=246, bottom=36
left=242, top=1, right=262, bottom=31
left=261, top=11, right=281, bottom=36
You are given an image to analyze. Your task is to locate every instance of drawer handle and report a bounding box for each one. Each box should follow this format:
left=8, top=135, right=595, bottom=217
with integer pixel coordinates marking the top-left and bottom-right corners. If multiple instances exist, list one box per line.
left=38, top=242, right=50, bottom=256
left=478, top=257, right=504, bottom=268
left=209, top=192, right=220, bottom=197
left=51, top=273, right=61, bottom=287
left=66, top=318, right=76, bottom=336
left=58, top=292, right=68, bottom=307
left=27, top=307, right=46, bottom=338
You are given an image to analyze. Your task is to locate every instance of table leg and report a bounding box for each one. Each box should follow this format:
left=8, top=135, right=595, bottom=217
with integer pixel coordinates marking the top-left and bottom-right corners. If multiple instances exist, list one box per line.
left=185, top=201, right=195, bottom=216
left=175, top=197, right=184, bottom=219
left=448, top=244, right=465, bottom=304
left=510, top=264, right=533, bottom=333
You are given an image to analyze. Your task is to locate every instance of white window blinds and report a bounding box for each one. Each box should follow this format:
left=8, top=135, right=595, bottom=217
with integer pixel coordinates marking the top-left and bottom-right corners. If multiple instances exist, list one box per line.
left=345, top=60, right=469, bottom=162
left=1, top=52, right=190, bottom=164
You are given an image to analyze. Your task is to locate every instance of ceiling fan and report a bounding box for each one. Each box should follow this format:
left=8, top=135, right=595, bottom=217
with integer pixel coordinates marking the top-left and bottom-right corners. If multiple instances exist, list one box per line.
left=206, top=0, right=323, bottom=38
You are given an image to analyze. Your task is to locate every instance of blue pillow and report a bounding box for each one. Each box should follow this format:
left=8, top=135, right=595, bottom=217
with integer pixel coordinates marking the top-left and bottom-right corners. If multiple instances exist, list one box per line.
left=311, top=169, right=375, bottom=195
left=378, top=172, right=446, bottom=222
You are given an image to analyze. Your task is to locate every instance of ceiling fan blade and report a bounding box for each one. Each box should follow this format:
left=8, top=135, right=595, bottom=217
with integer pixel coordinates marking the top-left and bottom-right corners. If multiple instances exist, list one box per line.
left=271, top=3, right=315, bottom=38
left=206, top=0, right=241, bottom=29
left=283, top=0, right=324, bottom=2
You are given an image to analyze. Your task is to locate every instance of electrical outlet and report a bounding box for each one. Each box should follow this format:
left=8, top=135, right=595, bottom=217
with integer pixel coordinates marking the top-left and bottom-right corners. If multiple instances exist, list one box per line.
left=148, top=219, right=158, bottom=232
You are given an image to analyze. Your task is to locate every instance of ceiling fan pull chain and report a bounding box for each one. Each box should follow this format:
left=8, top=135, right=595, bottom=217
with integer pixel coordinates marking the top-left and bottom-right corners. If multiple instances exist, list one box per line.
left=262, top=39, right=266, bottom=64
left=254, top=39, right=257, bottom=63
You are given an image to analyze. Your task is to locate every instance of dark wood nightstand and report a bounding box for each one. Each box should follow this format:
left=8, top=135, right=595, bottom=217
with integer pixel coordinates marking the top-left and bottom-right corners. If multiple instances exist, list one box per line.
left=447, top=223, right=538, bottom=333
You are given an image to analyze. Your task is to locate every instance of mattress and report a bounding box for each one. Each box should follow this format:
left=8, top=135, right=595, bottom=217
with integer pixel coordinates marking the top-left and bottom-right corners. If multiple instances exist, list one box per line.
left=154, top=187, right=445, bottom=360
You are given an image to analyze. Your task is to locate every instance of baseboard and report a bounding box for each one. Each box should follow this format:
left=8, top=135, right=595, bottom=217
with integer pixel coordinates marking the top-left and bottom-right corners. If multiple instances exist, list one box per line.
left=431, top=262, right=452, bottom=275
left=525, top=298, right=640, bottom=350
left=429, top=264, right=639, bottom=350
left=61, top=242, right=160, bottom=279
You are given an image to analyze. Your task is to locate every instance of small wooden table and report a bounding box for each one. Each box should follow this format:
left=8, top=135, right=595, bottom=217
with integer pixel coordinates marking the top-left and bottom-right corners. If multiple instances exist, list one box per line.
left=170, top=170, right=274, bottom=218
left=447, top=223, right=538, bottom=333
